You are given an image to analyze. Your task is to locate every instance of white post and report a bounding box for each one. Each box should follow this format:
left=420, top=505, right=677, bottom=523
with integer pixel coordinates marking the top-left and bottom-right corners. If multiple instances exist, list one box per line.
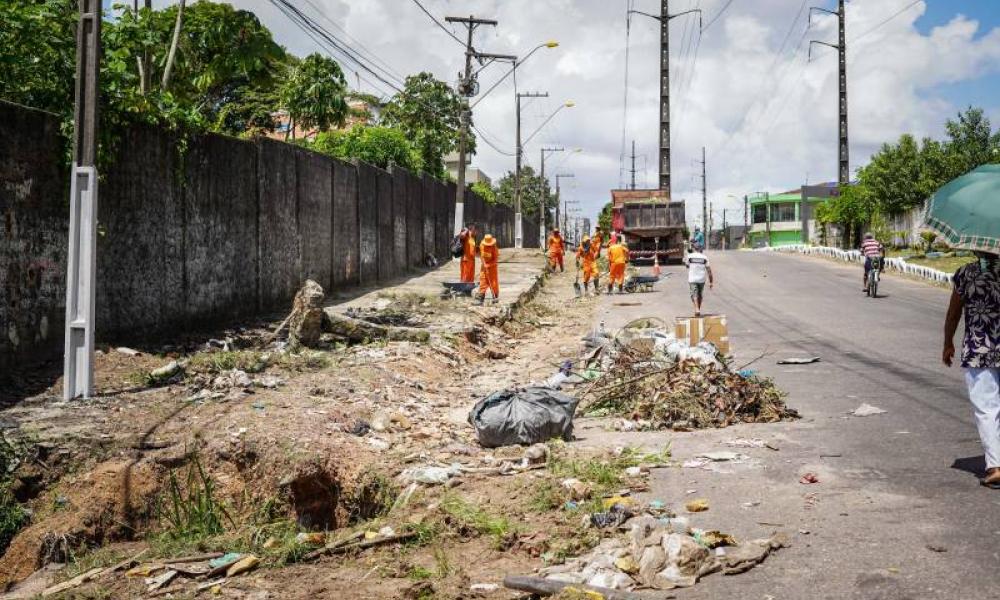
left=64, top=166, right=98, bottom=399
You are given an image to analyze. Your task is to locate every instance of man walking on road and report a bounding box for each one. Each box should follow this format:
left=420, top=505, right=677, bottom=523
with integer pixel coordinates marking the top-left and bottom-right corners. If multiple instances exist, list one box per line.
left=607, top=237, right=629, bottom=294
left=684, top=243, right=714, bottom=316
left=944, top=252, right=1000, bottom=489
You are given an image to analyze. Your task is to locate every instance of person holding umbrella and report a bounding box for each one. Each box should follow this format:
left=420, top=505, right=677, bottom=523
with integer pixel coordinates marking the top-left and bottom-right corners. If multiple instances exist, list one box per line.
left=932, top=165, right=1000, bottom=489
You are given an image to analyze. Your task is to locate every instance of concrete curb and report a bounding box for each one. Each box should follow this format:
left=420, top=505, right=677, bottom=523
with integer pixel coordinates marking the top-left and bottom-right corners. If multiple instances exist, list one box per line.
left=486, top=267, right=549, bottom=327
left=758, top=245, right=954, bottom=285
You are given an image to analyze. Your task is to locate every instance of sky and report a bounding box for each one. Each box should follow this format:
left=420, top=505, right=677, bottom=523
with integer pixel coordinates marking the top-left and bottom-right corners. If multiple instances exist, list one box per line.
left=145, top=0, right=1000, bottom=228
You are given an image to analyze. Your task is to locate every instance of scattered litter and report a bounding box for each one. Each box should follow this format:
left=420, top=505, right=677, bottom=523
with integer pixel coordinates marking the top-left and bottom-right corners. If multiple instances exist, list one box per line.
left=348, top=420, right=371, bottom=437
left=226, top=555, right=259, bottom=577
left=851, top=403, right=887, bottom=417
left=777, top=357, right=820, bottom=365
left=468, top=387, right=579, bottom=448
left=724, top=438, right=767, bottom=448
left=562, top=478, right=593, bottom=500
left=115, top=347, right=140, bottom=356
left=926, top=544, right=947, bottom=553
left=624, top=466, right=644, bottom=477
left=145, top=569, right=178, bottom=592
left=698, top=451, right=743, bottom=462
left=799, top=473, right=819, bottom=484
left=736, top=369, right=756, bottom=378
left=208, top=553, right=242, bottom=570
left=740, top=501, right=760, bottom=509
left=295, top=532, right=326, bottom=546
left=150, top=360, right=182, bottom=381
left=470, top=583, right=500, bottom=592
left=685, top=498, right=710, bottom=513
left=534, top=517, right=788, bottom=591
left=590, top=503, right=634, bottom=529
left=401, top=464, right=462, bottom=485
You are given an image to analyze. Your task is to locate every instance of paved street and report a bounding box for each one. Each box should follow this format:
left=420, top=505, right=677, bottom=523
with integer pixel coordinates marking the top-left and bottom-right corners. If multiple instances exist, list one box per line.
left=593, top=251, right=1000, bottom=599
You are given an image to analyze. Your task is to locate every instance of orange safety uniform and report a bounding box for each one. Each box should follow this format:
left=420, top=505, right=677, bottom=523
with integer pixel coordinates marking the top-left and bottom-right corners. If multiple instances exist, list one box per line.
left=460, top=231, right=477, bottom=282
left=478, top=235, right=500, bottom=299
left=590, top=233, right=603, bottom=260
left=607, top=242, right=629, bottom=287
left=547, top=232, right=565, bottom=271
left=576, top=238, right=597, bottom=284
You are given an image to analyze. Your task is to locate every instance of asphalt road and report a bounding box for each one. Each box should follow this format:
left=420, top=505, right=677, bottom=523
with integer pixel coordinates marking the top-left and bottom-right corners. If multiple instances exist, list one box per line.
left=589, top=250, right=1000, bottom=600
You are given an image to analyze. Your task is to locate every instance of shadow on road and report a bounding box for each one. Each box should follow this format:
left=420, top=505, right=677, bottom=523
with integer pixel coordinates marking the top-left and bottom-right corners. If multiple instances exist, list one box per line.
left=951, top=455, right=986, bottom=478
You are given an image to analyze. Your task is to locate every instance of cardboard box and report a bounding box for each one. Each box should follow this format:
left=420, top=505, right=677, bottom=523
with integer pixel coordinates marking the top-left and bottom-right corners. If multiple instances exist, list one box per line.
left=675, top=315, right=730, bottom=355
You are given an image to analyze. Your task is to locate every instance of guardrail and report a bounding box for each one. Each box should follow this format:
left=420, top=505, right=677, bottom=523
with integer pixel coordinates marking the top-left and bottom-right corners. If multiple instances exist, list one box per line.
left=759, top=244, right=953, bottom=284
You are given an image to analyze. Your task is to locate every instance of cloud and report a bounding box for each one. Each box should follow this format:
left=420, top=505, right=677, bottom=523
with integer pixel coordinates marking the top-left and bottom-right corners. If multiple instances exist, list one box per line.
left=152, top=0, right=1000, bottom=226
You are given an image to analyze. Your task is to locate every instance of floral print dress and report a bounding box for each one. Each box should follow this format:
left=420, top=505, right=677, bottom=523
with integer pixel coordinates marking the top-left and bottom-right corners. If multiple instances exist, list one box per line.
left=955, top=260, right=1000, bottom=368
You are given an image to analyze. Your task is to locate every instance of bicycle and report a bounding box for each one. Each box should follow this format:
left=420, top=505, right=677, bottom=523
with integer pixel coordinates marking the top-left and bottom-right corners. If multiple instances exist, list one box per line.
left=866, top=257, right=882, bottom=298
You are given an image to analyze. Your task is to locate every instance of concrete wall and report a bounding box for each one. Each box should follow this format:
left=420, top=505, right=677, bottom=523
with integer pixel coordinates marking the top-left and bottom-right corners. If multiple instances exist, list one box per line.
left=0, top=101, right=533, bottom=372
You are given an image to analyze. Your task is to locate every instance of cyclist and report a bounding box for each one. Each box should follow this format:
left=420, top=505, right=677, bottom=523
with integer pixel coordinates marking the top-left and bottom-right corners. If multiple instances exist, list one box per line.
left=860, top=232, right=885, bottom=293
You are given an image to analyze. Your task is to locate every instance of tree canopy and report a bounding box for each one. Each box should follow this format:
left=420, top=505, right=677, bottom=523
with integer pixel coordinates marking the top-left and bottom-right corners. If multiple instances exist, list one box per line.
left=381, top=72, right=469, bottom=179
left=493, top=166, right=552, bottom=217
left=0, top=1, right=467, bottom=179
left=818, top=107, right=1000, bottom=245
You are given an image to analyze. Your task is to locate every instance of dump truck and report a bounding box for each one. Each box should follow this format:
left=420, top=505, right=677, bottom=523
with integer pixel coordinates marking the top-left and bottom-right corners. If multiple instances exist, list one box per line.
left=610, top=189, right=687, bottom=264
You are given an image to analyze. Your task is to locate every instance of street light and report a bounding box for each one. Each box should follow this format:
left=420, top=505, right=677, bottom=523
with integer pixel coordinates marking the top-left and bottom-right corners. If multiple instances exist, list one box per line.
left=471, top=41, right=559, bottom=109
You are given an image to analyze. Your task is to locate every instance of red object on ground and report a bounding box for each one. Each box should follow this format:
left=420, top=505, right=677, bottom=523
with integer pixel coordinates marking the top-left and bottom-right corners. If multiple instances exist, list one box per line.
left=799, top=472, right=819, bottom=484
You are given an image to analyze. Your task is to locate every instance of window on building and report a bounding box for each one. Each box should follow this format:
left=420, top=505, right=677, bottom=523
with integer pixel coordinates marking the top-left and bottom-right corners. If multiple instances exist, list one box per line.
left=770, top=202, right=796, bottom=223
left=752, top=204, right=767, bottom=224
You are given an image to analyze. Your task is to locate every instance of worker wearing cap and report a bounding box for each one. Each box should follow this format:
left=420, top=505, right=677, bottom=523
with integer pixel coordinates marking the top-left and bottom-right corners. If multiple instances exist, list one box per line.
left=477, top=234, right=499, bottom=304
left=547, top=228, right=566, bottom=273
left=459, top=224, right=478, bottom=282
left=607, top=237, right=629, bottom=294
left=576, top=235, right=599, bottom=295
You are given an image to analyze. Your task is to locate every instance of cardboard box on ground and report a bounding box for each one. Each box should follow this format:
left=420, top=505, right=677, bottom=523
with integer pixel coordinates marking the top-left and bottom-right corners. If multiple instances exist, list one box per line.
left=675, top=315, right=729, bottom=355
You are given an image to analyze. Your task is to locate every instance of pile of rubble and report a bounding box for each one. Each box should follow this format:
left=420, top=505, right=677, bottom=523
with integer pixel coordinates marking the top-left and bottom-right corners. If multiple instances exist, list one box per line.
left=577, top=323, right=797, bottom=430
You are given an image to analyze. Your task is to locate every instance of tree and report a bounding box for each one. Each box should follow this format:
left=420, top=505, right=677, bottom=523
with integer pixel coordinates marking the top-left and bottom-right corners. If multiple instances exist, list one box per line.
left=597, top=202, right=613, bottom=232
left=470, top=181, right=497, bottom=204
left=0, top=0, right=78, bottom=114
left=310, top=126, right=421, bottom=172
left=381, top=72, right=469, bottom=179
left=859, top=134, right=924, bottom=215
left=944, top=107, right=1000, bottom=177
left=494, top=166, right=551, bottom=216
left=280, top=53, right=349, bottom=138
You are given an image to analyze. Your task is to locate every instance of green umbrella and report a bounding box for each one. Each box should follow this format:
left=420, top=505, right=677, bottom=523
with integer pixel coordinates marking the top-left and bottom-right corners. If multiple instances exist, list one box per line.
left=925, top=164, right=1000, bottom=253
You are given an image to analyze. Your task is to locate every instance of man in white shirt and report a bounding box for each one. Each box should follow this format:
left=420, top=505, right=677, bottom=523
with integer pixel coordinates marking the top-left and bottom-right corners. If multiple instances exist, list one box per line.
left=684, top=244, right=714, bottom=316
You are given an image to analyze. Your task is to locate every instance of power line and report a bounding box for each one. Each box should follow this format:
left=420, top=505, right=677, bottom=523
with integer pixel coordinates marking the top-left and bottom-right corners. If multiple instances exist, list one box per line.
left=473, top=124, right=515, bottom=157
left=300, top=0, right=406, bottom=83
left=702, top=0, right=736, bottom=32
left=851, top=0, right=922, bottom=43
left=409, top=0, right=466, bottom=47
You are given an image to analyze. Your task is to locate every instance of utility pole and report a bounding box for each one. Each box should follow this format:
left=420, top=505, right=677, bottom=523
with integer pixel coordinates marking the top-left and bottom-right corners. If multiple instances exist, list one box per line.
left=64, top=0, right=102, bottom=400
left=630, top=140, right=637, bottom=190
left=700, top=146, right=707, bottom=235
left=515, top=91, right=548, bottom=248
left=446, top=15, right=502, bottom=236
left=540, top=147, right=564, bottom=242
left=809, top=0, right=849, bottom=185
left=722, top=208, right=727, bottom=250
left=555, top=173, right=575, bottom=234
left=628, top=3, right=701, bottom=197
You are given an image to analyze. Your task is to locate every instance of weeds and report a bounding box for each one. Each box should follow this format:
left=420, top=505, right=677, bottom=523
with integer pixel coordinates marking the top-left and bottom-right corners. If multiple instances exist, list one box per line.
left=344, top=471, right=399, bottom=524
left=159, top=453, right=231, bottom=542
left=0, top=434, right=27, bottom=554
left=440, top=495, right=516, bottom=549
left=273, top=350, right=331, bottom=372
left=407, top=566, right=433, bottom=580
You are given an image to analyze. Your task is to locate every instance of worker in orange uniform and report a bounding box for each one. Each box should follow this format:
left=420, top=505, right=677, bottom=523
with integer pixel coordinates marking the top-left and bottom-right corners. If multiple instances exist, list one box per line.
left=607, top=237, right=629, bottom=294
left=547, top=228, right=566, bottom=272
left=459, top=223, right=479, bottom=283
left=477, top=233, right=500, bottom=304
left=576, top=235, right=599, bottom=295
left=589, top=228, right=604, bottom=290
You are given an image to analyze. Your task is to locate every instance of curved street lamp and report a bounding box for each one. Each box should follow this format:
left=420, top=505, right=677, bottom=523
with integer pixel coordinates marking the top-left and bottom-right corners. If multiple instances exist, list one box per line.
left=471, top=41, right=559, bottom=109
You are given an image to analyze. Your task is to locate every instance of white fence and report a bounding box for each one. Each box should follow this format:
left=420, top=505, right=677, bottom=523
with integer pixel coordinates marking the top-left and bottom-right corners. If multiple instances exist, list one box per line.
left=760, top=244, right=953, bottom=284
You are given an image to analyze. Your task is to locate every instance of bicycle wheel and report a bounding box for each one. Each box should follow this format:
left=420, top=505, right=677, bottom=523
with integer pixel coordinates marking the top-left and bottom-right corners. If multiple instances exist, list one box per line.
left=871, top=277, right=878, bottom=298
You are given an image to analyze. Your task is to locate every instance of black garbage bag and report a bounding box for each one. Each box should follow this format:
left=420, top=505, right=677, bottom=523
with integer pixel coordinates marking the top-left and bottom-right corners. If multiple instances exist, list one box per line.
left=468, top=387, right=579, bottom=448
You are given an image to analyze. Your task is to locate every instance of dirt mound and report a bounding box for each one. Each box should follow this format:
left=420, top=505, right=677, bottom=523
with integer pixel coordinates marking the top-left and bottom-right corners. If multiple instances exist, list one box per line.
left=0, top=460, right=161, bottom=588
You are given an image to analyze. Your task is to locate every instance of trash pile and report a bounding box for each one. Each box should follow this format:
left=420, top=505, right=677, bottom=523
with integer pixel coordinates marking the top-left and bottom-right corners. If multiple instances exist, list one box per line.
left=578, top=320, right=797, bottom=430
left=540, top=509, right=788, bottom=591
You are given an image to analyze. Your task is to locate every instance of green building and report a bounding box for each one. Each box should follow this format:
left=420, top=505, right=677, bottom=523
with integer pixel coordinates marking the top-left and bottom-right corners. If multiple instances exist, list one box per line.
left=749, top=183, right=839, bottom=247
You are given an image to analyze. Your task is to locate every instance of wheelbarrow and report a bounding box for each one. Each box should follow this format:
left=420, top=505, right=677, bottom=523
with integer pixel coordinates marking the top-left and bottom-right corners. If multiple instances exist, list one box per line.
left=623, top=273, right=669, bottom=293
left=441, top=281, right=477, bottom=298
